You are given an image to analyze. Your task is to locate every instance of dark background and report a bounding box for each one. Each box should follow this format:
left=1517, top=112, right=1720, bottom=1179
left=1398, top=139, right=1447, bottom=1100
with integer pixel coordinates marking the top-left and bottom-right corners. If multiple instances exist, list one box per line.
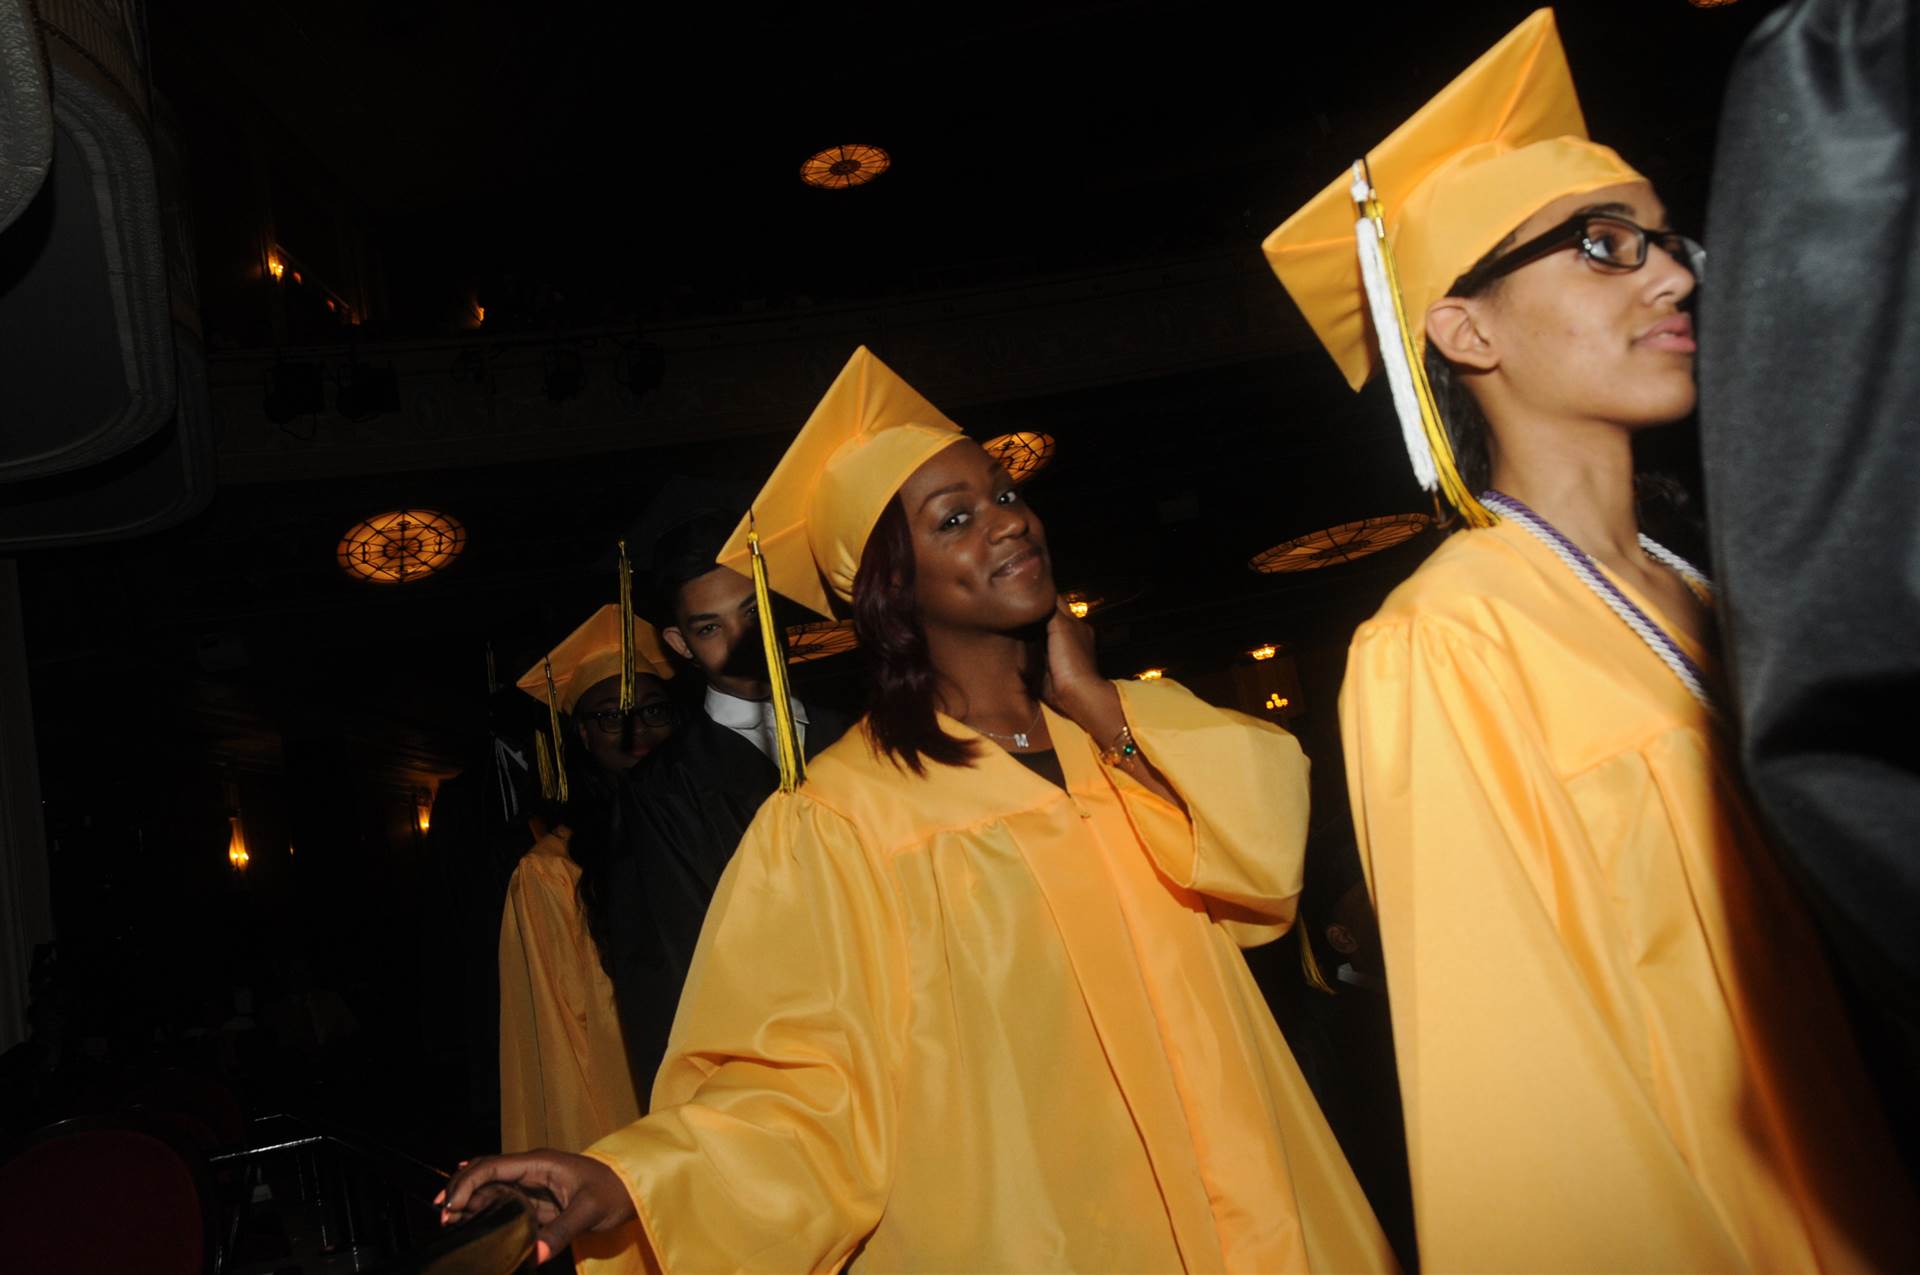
left=9, top=0, right=1772, bottom=1170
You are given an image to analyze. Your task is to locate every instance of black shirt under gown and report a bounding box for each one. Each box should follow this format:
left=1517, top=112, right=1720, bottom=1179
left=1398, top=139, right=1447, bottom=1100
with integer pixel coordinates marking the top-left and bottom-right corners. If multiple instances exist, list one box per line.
left=603, top=701, right=851, bottom=1108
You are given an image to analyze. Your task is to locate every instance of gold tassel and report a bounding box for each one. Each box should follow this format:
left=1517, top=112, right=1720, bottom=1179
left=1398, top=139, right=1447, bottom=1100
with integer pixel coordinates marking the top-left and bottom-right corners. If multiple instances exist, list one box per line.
left=1362, top=183, right=1496, bottom=529
left=542, top=658, right=570, bottom=803
left=747, top=519, right=803, bottom=792
left=1298, top=908, right=1337, bottom=996
left=617, top=538, right=637, bottom=713
left=533, top=730, right=557, bottom=801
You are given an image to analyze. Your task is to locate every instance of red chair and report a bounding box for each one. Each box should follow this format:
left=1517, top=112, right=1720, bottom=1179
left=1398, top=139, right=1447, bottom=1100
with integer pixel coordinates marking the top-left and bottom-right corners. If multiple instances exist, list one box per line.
left=0, top=1116, right=214, bottom=1274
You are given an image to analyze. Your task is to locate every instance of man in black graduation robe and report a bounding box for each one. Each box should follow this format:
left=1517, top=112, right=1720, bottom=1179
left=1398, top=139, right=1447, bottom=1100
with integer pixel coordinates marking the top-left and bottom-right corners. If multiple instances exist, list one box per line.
left=605, top=486, right=851, bottom=1105
left=1699, top=0, right=1920, bottom=1167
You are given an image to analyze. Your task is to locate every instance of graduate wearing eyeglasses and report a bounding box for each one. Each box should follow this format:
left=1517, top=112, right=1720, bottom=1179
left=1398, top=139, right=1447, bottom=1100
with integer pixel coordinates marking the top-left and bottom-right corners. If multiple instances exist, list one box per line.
left=440, top=348, right=1396, bottom=1274
left=498, top=606, right=678, bottom=1155
left=1265, top=10, right=1915, bottom=1271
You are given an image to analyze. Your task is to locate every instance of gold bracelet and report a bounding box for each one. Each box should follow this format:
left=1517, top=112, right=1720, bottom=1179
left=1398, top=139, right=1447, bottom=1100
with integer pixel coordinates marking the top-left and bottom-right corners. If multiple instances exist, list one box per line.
left=1099, top=724, right=1138, bottom=767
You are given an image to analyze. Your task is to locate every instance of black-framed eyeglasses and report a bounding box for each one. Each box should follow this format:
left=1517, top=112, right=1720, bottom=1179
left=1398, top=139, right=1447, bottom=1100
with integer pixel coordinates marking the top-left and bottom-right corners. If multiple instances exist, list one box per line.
left=1460, top=212, right=1705, bottom=293
left=579, top=702, right=675, bottom=733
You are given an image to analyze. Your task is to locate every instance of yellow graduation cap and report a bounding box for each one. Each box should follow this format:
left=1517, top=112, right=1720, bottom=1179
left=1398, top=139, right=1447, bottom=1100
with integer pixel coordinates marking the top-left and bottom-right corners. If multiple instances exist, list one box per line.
left=1262, top=8, right=1642, bottom=523
left=515, top=604, right=675, bottom=714
left=515, top=604, right=676, bottom=800
left=715, top=346, right=966, bottom=790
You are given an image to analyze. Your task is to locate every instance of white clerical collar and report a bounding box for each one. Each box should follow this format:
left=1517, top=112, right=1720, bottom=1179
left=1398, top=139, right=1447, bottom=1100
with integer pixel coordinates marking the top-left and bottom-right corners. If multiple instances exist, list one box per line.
left=703, top=686, right=809, bottom=728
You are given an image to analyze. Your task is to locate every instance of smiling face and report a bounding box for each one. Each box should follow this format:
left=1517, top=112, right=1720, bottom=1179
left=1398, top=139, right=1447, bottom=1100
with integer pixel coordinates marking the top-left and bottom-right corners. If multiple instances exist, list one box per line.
left=1429, top=181, right=1698, bottom=434
left=896, top=439, right=1056, bottom=638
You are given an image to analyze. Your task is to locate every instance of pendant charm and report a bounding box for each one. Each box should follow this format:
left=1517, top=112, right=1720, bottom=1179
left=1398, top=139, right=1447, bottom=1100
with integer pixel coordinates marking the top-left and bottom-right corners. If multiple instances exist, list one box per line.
left=1012, top=732, right=1030, bottom=749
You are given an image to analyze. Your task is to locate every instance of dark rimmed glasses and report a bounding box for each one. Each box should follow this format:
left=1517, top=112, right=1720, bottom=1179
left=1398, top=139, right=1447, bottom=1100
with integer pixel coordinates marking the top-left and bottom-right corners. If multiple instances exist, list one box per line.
left=1459, top=212, right=1705, bottom=293
left=579, top=702, right=676, bottom=733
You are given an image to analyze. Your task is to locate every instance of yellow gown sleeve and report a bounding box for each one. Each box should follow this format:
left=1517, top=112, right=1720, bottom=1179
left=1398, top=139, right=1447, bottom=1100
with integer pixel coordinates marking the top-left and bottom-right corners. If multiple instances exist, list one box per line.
left=582, top=792, right=905, bottom=1275
left=1341, top=618, right=1744, bottom=1273
left=1110, top=677, right=1309, bottom=945
left=498, top=854, right=621, bottom=1154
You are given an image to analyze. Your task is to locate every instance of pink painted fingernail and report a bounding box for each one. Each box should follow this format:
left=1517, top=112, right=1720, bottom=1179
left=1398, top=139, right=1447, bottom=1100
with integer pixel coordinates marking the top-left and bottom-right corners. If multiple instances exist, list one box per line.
left=535, top=1239, right=552, bottom=1264
left=432, top=1189, right=445, bottom=1205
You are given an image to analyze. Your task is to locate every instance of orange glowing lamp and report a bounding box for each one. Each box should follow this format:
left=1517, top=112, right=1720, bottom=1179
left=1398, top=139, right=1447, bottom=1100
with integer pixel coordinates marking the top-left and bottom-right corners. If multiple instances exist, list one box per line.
left=227, top=816, right=251, bottom=870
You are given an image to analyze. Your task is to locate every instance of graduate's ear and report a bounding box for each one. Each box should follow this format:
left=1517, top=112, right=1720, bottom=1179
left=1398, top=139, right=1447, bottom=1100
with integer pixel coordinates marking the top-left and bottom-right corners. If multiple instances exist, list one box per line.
left=1426, top=297, right=1499, bottom=373
left=661, top=625, right=693, bottom=662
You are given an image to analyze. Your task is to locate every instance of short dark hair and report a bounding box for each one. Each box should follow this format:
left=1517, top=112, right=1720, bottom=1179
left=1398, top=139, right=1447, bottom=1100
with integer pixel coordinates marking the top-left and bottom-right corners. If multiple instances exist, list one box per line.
left=646, top=510, right=741, bottom=622
left=851, top=496, right=1046, bottom=774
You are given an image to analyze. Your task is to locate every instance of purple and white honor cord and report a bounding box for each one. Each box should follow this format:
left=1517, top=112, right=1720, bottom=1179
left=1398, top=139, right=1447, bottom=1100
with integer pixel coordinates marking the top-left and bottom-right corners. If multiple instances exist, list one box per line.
left=1480, top=490, right=1716, bottom=714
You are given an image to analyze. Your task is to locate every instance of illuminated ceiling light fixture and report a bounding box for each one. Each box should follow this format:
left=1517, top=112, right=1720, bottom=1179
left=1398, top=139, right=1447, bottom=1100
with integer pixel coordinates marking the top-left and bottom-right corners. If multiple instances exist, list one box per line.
left=338, top=509, right=466, bottom=584
left=1250, top=644, right=1277, bottom=661
left=983, top=431, right=1057, bottom=484
left=1136, top=668, right=1165, bottom=681
left=1250, top=513, right=1431, bottom=574
left=799, top=142, right=891, bottom=189
left=786, top=618, right=860, bottom=664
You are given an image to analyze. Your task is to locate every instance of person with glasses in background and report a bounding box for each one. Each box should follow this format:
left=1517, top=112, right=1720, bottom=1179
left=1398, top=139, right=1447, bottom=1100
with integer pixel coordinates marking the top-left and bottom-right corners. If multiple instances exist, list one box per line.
left=1264, top=11, right=1915, bottom=1272
left=498, top=607, right=679, bottom=1160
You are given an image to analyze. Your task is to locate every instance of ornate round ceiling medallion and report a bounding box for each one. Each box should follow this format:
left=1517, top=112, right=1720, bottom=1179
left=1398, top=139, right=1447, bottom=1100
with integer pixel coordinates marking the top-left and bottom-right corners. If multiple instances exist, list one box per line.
left=786, top=618, right=859, bottom=664
left=982, top=431, right=1057, bottom=484
left=338, top=509, right=466, bottom=584
left=799, top=143, right=892, bottom=189
left=1250, top=513, right=1431, bottom=574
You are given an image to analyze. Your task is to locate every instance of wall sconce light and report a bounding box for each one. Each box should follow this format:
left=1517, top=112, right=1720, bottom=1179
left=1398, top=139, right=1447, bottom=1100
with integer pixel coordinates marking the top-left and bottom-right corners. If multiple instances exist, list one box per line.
left=1137, top=668, right=1165, bottom=681
left=266, top=249, right=285, bottom=282
left=1264, top=693, right=1290, bottom=711
left=415, top=788, right=434, bottom=836
left=1250, top=644, right=1277, bottom=661
left=227, top=815, right=251, bottom=870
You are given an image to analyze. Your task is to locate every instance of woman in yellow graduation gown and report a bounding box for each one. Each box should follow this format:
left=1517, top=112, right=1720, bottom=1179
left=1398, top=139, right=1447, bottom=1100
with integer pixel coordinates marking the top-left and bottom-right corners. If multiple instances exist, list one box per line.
left=1263, top=10, right=1916, bottom=1272
left=445, top=346, right=1396, bottom=1274
left=498, top=606, right=677, bottom=1154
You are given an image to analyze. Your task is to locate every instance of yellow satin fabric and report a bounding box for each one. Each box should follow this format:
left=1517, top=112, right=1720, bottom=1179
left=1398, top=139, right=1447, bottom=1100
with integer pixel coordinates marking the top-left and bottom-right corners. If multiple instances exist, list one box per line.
left=1342, top=520, right=1917, bottom=1273
left=498, top=831, right=641, bottom=1154
left=580, top=679, right=1395, bottom=1274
